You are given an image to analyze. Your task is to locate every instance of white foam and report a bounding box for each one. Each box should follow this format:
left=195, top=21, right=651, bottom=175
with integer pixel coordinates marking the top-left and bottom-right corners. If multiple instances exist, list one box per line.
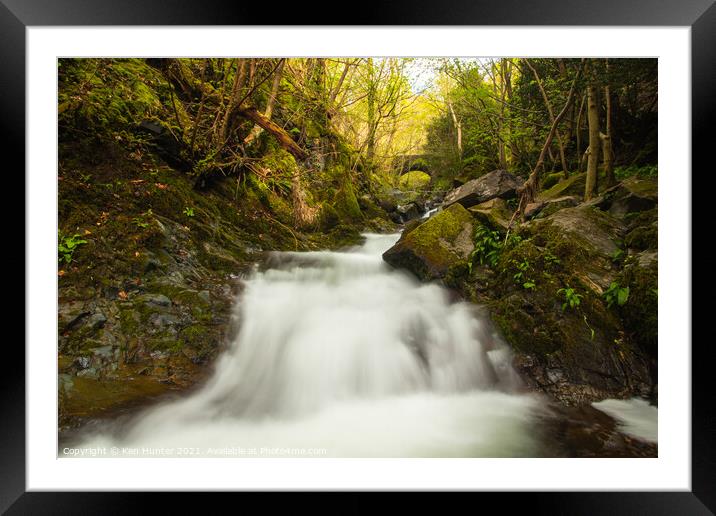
left=70, top=232, right=544, bottom=457
left=592, top=398, right=658, bottom=443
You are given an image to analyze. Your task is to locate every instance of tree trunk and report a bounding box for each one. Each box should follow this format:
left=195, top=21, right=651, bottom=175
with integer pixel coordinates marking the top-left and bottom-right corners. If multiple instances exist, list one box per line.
left=244, top=59, right=285, bottom=145
left=365, top=58, right=377, bottom=176
left=585, top=80, right=601, bottom=201
left=575, top=93, right=586, bottom=172
left=602, top=60, right=616, bottom=187
left=447, top=101, right=463, bottom=160
left=237, top=106, right=307, bottom=160
left=219, top=59, right=247, bottom=144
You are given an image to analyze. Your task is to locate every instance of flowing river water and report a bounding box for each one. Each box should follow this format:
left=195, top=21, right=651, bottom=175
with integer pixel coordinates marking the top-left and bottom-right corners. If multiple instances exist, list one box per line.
left=63, top=233, right=655, bottom=457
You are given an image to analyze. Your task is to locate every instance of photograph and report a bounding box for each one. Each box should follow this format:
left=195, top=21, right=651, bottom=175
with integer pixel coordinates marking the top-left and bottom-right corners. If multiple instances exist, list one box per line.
left=56, top=56, right=659, bottom=459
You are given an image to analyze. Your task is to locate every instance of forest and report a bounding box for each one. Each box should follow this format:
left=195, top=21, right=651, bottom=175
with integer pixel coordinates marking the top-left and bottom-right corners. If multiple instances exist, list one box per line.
left=58, top=57, right=658, bottom=458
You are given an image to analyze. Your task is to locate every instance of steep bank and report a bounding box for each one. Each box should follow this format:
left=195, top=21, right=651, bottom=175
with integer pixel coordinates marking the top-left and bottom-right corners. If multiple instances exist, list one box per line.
left=57, top=59, right=399, bottom=429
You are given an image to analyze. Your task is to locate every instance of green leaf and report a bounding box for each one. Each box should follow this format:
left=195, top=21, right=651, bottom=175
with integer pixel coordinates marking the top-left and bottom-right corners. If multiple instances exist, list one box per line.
left=617, top=287, right=630, bottom=306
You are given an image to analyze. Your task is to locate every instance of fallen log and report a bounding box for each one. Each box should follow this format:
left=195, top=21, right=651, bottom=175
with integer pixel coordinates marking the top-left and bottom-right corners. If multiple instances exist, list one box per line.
left=236, top=106, right=308, bottom=161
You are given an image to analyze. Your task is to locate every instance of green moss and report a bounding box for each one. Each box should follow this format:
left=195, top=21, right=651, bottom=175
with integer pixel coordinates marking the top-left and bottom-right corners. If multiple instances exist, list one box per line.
left=398, top=171, right=431, bottom=190
left=318, top=202, right=340, bottom=230
left=539, top=172, right=586, bottom=201
left=541, top=172, right=565, bottom=190
left=389, top=203, right=474, bottom=279
left=119, top=307, right=141, bottom=336
left=468, top=198, right=512, bottom=231
left=621, top=177, right=657, bottom=198
left=332, top=180, right=362, bottom=222
left=323, top=224, right=364, bottom=249
left=625, top=224, right=658, bottom=250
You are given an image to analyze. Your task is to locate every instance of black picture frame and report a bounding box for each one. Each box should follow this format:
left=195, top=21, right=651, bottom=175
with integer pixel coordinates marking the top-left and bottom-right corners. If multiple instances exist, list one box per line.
left=3, top=0, right=711, bottom=513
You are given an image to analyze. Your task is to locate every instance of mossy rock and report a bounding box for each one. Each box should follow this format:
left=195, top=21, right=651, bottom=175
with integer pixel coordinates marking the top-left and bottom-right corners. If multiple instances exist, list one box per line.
left=466, top=202, right=653, bottom=403
left=541, top=172, right=566, bottom=190
left=318, top=202, right=340, bottom=231
left=528, top=205, right=624, bottom=294
left=468, top=198, right=512, bottom=231
left=382, top=203, right=475, bottom=281
left=357, top=194, right=387, bottom=220
left=606, top=177, right=658, bottom=218
left=398, top=171, right=431, bottom=190
left=539, top=172, right=587, bottom=201
left=332, top=181, right=362, bottom=222
left=617, top=256, right=658, bottom=358
left=625, top=223, right=657, bottom=251
left=323, top=224, right=364, bottom=249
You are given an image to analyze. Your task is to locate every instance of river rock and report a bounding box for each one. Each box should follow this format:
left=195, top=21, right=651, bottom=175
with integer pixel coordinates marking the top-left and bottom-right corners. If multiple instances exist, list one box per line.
left=605, top=178, right=657, bottom=217
left=529, top=196, right=580, bottom=219
left=140, top=293, right=172, bottom=308
left=442, top=169, right=523, bottom=209
left=468, top=197, right=512, bottom=230
left=382, top=203, right=475, bottom=281
left=395, top=203, right=421, bottom=222
left=538, top=172, right=587, bottom=201
left=616, top=252, right=658, bottom=359
left=540, top=205, right=624, bottom=283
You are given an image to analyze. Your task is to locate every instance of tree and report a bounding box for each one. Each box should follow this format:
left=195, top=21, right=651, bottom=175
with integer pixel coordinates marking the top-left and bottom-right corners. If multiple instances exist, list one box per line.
left=512, top=59, right=583, bottom=220
left=585, top=61, right=601, bottom=201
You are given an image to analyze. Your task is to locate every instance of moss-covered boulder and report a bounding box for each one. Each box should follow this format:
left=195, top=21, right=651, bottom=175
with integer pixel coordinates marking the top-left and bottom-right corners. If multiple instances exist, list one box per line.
left=525, top=195, right=580, bottom=220
left=382, top=203, right=475, bottom=281
left=589, top=177, right=658, bottom=218
left=468, top=197, right=512, bottom=231
left=332, top=181, right=363, bottom=222
left=531, top=205, right=624, bottom=294
left=539, top=172, right=587, bottom=201
left=616, top=254, right=658, bottom=358
left=464, top=204, right=653, bottom=405
left=623, top=207, right=658, bottom=251
left=398, top=170, right=431, bottom=190
left=541, top=171, right=566, bottom=190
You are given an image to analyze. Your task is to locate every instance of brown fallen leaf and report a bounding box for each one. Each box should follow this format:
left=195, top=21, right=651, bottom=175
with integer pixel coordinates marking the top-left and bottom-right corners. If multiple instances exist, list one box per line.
left=118, top=290, right=128, bottom=300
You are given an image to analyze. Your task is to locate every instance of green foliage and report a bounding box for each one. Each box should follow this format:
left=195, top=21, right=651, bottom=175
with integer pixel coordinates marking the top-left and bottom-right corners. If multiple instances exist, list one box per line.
left=611, top=247, right=626, bottom=264
left=469, top=224, right=502, bottom=270
left=183, top=206, right=195, bottom=217
left=541, top=172, right=564, bottom=190
left=557, top=286, right=582, bottom=311
left=408, top=157, right=429, bottom=172
left=544, top=251, right=561, bottom=267
left=132, top=209, right=154, bottom=228
left=604, top=281, right=630, bottom=308
left=58, top=230, right=87, bottom=264
left=512, top=259, right=536, bottom=289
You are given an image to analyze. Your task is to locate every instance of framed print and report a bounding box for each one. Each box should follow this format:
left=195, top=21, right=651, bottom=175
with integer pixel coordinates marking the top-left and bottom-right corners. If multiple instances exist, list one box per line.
left=4, top=0, right=713, bottom=512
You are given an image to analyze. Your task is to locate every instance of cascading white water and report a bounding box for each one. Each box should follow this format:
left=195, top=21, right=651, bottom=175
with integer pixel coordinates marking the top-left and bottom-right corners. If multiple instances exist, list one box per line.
left=71, top=233, right=546, bottom=457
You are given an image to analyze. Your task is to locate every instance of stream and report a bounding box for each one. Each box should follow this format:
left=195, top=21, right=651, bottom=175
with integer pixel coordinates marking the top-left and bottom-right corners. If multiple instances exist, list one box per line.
left=61, top=233, right=655, bottom=457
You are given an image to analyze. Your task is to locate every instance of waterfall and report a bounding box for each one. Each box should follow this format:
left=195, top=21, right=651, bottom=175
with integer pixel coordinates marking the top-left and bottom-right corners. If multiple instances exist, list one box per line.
left=69, top=234, right=545, bottom=457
